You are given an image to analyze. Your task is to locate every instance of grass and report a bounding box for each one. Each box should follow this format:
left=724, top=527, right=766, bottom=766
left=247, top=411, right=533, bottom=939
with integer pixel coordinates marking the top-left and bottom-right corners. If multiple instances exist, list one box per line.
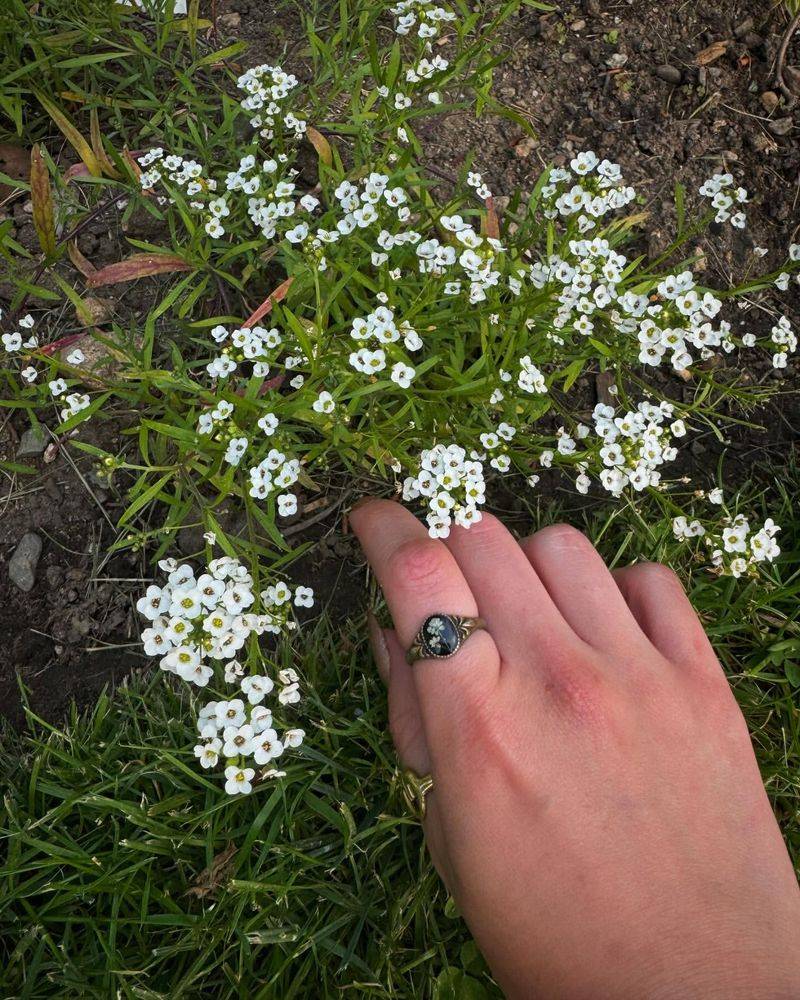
left=2, top=465, right=799, bottom=998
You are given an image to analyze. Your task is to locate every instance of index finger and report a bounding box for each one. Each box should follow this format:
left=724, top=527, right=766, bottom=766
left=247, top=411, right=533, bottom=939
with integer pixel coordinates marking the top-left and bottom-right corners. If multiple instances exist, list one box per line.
left=349, top=498, right=501, bottom=735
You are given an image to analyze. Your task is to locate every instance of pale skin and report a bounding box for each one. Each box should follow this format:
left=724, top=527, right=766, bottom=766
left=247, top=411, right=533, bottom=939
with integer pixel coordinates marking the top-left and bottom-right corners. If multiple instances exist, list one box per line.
left=350, top=498, right=800, bottom=1000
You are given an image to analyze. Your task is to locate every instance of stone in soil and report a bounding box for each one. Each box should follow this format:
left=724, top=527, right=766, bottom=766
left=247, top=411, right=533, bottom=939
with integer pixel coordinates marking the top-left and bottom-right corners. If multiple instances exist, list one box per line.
left=8, top=532, right=42, bottom=592
left=655, top=64, right=682, bottom=85
left=16, top=426, right=47, bottom=458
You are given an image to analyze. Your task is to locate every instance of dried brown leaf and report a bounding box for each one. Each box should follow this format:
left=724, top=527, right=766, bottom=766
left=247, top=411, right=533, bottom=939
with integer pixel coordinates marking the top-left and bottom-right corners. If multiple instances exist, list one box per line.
left=0, top=142, right=30, bottom=200
left=695, top=39, right=730, bottom=66
left=184, top=842, right=238, bottom=899
left=306, top=126, right=333, bottom=167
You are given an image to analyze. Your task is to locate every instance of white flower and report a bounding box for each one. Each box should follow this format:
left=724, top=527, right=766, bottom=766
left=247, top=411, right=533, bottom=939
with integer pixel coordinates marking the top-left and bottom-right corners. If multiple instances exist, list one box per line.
left=257, top=412, right=279, bottom=435
left=240, top=674, right=275, bottom=705
left=66, top=348, right=85, bottom=365
left=253, top=728, right=284, bottom=764
left=216, top=699, right=247, bottom=729
left=279, top=682, right=301, bottom=705
left=222, top=723, right=255, bottom=756
left=194, top=738, right=222, bottom=769
left=277, top=493, right=297, bottom=517
left=312, top=390, right=335, bottom=413
left=390, top=362, right=415, bottom=388
left=224, top=765, right=255, bottom=795
left=294, top=585, right=314, bottom=608
left=49, top=378, right=67, bottom=397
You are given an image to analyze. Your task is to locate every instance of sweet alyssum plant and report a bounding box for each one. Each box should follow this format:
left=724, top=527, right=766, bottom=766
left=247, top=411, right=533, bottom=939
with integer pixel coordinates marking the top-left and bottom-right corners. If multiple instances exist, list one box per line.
left=2, top=0, right=799, bottom=793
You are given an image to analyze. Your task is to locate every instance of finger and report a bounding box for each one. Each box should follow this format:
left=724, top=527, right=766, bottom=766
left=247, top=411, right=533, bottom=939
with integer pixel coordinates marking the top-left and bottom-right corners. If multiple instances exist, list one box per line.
left=444, top=513, right=576, bottom=661
left=612, top=563, right=720, bottom=674
left=371, top=623, right=452, bottom=882
left=520, top=524, right=650, bottom=654
left=350, top=498, right=500, bottom=738
left=369, top=615, right=431, bottom=774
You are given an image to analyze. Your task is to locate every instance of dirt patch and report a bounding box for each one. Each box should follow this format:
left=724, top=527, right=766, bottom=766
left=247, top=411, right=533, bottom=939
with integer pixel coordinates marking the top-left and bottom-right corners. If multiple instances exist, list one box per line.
left=1, top=0, right=798, bottom=727
left=0, top=421, right=142, bottom=730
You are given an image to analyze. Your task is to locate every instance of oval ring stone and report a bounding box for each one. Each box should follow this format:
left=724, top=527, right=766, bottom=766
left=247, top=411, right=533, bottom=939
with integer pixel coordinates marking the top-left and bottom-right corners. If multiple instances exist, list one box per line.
left=421, top=614, right=460, bottom=657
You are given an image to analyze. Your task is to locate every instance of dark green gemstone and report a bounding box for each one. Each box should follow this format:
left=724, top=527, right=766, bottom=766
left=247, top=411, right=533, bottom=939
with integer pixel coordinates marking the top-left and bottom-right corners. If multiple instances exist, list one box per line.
left=422, top=615, right=459, bottom=657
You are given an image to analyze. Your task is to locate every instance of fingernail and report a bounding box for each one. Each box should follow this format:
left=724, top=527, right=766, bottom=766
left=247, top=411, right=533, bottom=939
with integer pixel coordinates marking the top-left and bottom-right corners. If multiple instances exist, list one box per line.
left=367, top=609, right=391, bottom=685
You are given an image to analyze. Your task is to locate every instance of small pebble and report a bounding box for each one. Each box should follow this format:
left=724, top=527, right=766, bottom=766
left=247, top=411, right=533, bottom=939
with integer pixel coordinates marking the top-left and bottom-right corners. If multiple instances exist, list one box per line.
left=655, top=64, right=682, bottom=85
left=16, top=426, right=46, bottom=458
left=742, top=32, right=764, bottom=50
left=8, top=532, right=42, bottom=593
left=760, top=91, right=779, bottom=113
left=767, top=117, right=794, bottom=137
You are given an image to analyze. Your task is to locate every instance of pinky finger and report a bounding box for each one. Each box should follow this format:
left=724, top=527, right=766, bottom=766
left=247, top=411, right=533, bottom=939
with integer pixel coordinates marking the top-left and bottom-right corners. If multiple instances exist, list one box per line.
left=369, top=618, right=453, bottom=884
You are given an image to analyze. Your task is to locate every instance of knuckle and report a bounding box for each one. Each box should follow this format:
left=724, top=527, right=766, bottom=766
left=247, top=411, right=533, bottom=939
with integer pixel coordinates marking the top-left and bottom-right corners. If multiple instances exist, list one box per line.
left=388, top=537, right=449, bottom=591
left=631, top=561, right=680, bottom=591
left=534, top=522, right=590, bottom=552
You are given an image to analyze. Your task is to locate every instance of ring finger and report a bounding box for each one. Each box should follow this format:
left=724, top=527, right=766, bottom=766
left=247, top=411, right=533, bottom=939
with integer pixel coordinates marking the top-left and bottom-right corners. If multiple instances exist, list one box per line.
left=350, top=498, right=501, bottom=755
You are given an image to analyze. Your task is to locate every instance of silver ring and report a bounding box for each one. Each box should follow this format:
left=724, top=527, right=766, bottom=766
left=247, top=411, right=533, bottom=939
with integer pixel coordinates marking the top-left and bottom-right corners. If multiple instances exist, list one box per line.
left=406, top=613, right=487, bottom=665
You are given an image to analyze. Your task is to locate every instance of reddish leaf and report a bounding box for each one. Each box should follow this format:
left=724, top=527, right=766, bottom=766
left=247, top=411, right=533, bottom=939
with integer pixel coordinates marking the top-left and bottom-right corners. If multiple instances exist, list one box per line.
left=64, top=162, right=91, bottom=182
left=243, top=275, right=294, bottom=327
left=484, top=196, right=500, bottom=240
left=30, top=145, right=56, bottom=256
left=86, top=252, right=193, bottom=287
left=68, top=240, right=98, bottom=278
left=40, top=332, right=85, bottom=357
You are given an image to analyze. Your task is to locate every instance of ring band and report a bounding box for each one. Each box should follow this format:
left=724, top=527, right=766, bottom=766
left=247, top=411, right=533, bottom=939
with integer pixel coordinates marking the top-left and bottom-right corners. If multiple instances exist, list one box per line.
left=406, top=613, right=487, bottom=665
left=400, top=767, right=434, bottom=821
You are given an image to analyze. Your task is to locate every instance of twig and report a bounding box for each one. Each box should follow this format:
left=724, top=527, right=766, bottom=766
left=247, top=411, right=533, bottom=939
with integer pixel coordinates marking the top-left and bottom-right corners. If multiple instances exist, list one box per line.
left=775, top=12, right=800, bottom=104
left=283, top=498, right=346, bottom=537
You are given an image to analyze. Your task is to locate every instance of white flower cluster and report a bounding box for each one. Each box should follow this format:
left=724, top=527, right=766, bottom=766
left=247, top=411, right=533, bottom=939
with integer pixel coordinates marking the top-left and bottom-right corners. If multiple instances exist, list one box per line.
left=633, top=271, right=727, bottom=372
left=205, top=322, right=281, bottom=381
left=2, top=311, right=41, bottom=387
left=236, top=63, right=306, bottom=139
left=770, top=316, right=797, bottom=370
left=698, top=173, right=748, bottom=228
left=674, top=509, right=781, bottom=578
left=194, top=669, right=305, bottom=795
left=590, top=401, right=683, bottom=496
left=137, top=556, right=313, bottom=794
left=349, top=305, right=418, bottom=385
left=2, top=310, right=95, bottom=421
left=542, top=152, right=636, bottom=231
left=403, top=443, right=486, bottom=537
left=390, top=0, right=456, bottom=40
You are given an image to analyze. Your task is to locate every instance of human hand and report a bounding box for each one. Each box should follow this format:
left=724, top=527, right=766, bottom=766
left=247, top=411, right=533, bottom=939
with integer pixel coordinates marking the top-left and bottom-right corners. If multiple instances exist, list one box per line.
left=350, top=499, right=800, bottom=999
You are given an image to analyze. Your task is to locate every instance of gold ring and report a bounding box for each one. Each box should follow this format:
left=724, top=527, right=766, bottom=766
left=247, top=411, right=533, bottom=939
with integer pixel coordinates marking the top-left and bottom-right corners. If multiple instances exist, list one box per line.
left=400, top=767, right=434, bottom=821
left=406, top=613, right=487, bottom=665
